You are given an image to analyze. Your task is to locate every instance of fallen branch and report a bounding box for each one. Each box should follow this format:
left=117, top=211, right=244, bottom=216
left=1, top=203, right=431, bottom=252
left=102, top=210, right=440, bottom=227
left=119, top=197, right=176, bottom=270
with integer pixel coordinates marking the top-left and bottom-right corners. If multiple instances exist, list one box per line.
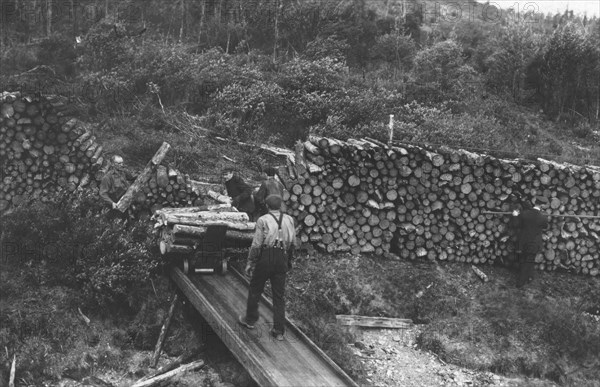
left=335, top=315, right=413, bottom=329
left=116, top=142, right=171, bottom=212
left=130, top=360, right=204, bottom=387
left=151, top=293, right=179, bottom=368
left=78, top=307, right=91, bottom=326
left=136, top=355, right=184, bottom=383
left=207, top=190, right=232, bottom=204
left=9, top=355, right=15, bottom=387
left=471, top=265, right=489, bottom=282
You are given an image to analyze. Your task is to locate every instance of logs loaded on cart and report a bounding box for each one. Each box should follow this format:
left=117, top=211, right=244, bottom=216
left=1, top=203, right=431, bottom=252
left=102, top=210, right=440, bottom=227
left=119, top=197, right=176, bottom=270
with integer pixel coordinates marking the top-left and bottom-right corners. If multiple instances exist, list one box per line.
left=154, top=208, right=256, bottom=275
left=277, top=135, right=600, bottom=276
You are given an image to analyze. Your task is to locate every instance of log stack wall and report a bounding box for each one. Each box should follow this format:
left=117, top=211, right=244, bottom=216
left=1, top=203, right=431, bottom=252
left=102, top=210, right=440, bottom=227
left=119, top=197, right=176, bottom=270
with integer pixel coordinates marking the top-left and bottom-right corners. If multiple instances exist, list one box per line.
left=0, top=92, right=224, bottom=215
left=0, top=91, right=104, bottom=210
left=281, top=136, right=600, bottom=276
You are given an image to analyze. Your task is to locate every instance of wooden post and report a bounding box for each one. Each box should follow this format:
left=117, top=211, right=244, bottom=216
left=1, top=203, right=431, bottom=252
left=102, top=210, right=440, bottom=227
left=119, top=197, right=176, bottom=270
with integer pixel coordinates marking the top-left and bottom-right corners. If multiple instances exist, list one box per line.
left=116, top=142, right=171, bottom=212
left=151, top=293, right=179, bottom=368
left=388, top=114, right=394, bottom=145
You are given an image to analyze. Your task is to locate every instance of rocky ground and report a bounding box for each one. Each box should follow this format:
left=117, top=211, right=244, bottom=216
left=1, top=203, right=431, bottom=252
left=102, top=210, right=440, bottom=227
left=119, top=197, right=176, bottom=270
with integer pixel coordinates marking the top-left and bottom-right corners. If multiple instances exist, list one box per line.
left=350, top=325, right=559, bottom=387
left=47, top=324, right=569, bottom=387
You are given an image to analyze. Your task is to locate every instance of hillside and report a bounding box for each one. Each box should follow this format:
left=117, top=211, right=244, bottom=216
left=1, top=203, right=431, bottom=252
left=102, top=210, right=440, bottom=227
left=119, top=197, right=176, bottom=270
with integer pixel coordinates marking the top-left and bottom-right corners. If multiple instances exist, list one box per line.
left=1, top=0, right=599, bottom=385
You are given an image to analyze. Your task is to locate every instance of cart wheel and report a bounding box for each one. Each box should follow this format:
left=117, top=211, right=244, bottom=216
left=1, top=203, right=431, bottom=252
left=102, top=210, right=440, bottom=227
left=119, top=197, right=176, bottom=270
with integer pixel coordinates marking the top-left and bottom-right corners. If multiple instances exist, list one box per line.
left=183, top=258, right=190, bottom=275
left=219, top=259, right=228, bottom=275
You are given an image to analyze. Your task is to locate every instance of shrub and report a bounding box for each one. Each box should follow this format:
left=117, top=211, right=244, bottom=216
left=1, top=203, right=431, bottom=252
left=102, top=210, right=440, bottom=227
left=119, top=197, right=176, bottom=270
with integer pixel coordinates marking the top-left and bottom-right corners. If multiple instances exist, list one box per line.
left=572, top=121, right=594, bottom=139
left=0, top=44, right=38, bottom=74
left=304, top=36, right=350, bottom=63
left=37, top=34, right=77, bottom=76
left=76, top=19, right=132, bottom=73
left=0, top=191, right=162, bottom=308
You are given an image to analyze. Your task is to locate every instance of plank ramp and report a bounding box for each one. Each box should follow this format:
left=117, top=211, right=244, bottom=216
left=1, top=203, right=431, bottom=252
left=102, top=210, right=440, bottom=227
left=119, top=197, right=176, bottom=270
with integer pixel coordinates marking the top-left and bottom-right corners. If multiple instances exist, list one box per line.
left=170, top=267, right=358, bottom=387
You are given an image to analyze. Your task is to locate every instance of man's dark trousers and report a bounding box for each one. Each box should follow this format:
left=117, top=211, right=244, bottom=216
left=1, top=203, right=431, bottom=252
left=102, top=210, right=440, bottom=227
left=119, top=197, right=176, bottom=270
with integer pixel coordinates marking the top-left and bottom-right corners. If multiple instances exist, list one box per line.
left=245, top=249, right=288, bottom=334
left=517, top=252, right=536, bottom=287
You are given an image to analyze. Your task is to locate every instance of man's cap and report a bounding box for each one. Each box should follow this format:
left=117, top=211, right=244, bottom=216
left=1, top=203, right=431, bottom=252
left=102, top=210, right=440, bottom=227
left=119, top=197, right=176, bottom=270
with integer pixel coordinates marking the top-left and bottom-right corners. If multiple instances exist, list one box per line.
left=263, top=166, right=277, bottom=176
left=265, top=194, right=282, bottom=210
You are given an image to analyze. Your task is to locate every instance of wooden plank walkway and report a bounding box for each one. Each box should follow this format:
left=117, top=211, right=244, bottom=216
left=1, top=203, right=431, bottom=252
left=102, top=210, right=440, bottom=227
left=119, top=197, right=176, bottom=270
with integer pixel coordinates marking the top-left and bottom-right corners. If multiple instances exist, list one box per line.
left=170, top=267, right=359, bottom=387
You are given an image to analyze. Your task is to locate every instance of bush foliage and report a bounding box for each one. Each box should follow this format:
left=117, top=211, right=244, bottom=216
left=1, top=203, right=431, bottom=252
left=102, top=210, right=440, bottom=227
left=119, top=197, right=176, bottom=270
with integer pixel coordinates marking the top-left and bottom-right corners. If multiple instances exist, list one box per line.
left=0, top=191, right=161, bottom=308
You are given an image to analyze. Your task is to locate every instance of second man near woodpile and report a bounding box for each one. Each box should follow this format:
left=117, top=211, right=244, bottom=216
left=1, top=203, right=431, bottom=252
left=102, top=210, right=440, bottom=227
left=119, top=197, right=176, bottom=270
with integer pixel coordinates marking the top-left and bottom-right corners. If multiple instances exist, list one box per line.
left=222, top=167, right=255, bottom=220
left=99, top=155, right=134, bottom=220
left=239, top=194, right=298, bottom=341
left=254, top=166, right=285, bottom=217
left=510, top=201, right=548, bottom=288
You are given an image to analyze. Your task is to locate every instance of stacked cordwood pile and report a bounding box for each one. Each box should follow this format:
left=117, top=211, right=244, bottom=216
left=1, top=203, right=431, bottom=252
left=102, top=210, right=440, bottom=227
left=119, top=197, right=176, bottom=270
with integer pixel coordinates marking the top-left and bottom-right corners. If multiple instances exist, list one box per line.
left=278, top=136, right=599, bottom=276
left=3, top=92, right=598, bottom=275
left=0, top=92, right=220, bottom=215
left=127, top=166, right=220, bottom=215
left=0, top=91, right=103, bottom=211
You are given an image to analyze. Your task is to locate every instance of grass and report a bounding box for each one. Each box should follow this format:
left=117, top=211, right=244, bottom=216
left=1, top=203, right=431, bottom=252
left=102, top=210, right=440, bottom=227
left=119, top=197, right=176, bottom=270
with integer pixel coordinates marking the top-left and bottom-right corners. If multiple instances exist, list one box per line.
left=285, top=252, right=600, bottom=386
left=95, top=111, right=273, bottom=184
left=0, top=256, right=210, bottom=385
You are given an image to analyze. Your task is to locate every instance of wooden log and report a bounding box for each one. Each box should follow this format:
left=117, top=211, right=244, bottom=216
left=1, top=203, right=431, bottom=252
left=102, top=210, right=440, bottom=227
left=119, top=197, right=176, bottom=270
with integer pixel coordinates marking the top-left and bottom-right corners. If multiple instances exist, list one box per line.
left=225, top=229, right=255, bottom=242
left=136, top=356, right=185, bottom=383
left=130, top=360, right=204, bottom=387
left=151, top=293, right=179, bottom=368
left=335, top=315, right=412, bottom=329
left=160, top=211, right=249, bottom=223
left=159, top=241, right=194, bottom=255
left=160, top=215, right=255, bottom=230
left=73, top=131, right=91, bottom=147
left=9, top=355, right=15, bottom=387
left=173, top=224, right=208, bottom=237
left=207, top=190, right=232, bottom=204
left=115, top=142, right=171, bottom=212
left=91, top=145, right=103, bottom=163
left=304, top=140, right=320, bottom=155
left=471, top=265, right=489, bottom=282
left=294, top=141, right=307, bottom=177
left=157, top=165, right=169, bottom=188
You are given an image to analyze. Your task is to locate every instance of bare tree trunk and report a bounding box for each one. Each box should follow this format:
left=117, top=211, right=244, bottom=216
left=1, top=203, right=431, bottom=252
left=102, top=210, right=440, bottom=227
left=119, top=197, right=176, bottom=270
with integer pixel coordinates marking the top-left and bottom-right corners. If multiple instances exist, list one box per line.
left=71, top=0, right=77, bottom=36
left=217, top=0, right=222, bottom=24
left=197, top=0, right=205, bottom=45
left=29, top=0, right=37, bottom=41
left=179, top=0, right=185, bottom=42
left=226, top=29, right=230, bottom=53
left=273, top=0, right=279, bottom=62
left=46, top=0, right=52, bottom=36
left=105, top=0, right=108, bottom=18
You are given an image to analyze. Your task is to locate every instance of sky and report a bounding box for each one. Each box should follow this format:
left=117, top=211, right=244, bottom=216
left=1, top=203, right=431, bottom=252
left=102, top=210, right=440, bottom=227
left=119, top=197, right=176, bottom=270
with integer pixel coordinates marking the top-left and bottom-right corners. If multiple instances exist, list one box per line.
left=490, top=1, right=600, bottom=17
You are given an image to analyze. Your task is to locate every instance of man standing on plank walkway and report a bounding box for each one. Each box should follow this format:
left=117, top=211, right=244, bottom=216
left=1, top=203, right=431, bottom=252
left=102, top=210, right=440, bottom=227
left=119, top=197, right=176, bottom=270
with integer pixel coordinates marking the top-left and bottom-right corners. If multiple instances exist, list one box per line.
left=239, top=194, right=299, bottom=341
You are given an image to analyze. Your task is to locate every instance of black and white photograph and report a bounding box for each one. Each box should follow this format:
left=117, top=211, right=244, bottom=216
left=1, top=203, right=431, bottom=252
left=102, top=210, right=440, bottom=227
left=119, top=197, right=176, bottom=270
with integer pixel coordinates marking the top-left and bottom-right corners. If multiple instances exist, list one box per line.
left=0, top=0, right=599, bottom=386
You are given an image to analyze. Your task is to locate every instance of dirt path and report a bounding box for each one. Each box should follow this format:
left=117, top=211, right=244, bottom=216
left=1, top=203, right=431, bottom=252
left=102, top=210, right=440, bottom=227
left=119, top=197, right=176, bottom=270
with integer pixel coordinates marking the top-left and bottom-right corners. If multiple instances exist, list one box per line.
left=352, top=326, right=558, bottom=387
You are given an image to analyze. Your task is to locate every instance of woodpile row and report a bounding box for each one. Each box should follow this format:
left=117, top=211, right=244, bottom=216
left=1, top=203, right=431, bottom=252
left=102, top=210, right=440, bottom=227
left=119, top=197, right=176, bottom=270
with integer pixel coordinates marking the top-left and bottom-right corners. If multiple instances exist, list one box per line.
left=277, top=136, right=600, bottom=276
left=127, top=166, right=220, bottom=216
left=0, top=91, right=103, bottom=211
left=0, top=92, right=222, bottom=215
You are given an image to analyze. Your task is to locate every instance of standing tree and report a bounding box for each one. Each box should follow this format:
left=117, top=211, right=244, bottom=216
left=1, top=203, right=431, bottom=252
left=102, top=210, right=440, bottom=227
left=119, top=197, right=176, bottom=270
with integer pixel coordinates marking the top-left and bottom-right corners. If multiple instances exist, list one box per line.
left=485, top=21, right=543, bottom=102
left=540, top=22, right=599, bottom=122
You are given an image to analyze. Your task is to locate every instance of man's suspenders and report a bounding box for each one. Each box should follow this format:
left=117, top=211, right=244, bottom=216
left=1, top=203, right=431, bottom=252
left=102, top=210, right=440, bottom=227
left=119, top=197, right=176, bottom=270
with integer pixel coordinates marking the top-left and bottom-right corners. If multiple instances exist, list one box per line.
left=269, top=212, right=285, bottom=249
